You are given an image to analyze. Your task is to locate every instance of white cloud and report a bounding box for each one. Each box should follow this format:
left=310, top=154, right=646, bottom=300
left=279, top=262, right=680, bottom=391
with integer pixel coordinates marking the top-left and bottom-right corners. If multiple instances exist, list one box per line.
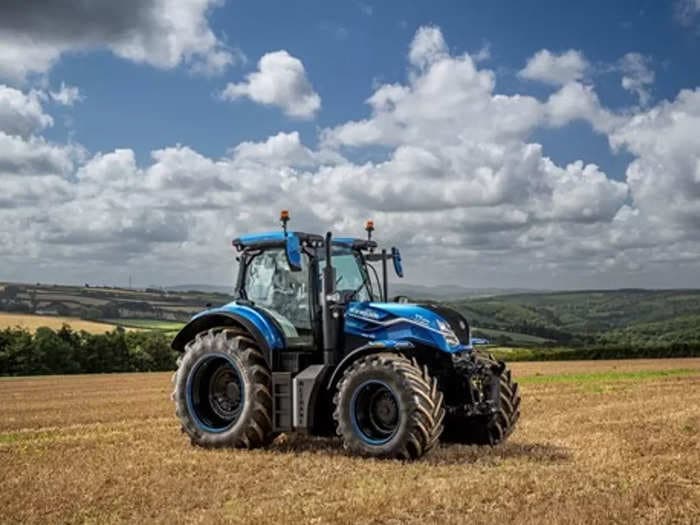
left=544, top=81, right=621, bottom=133
left=473, top=42, right=492, bottom=63
left=619, top=53, right=654, bottom=106
left=408, top=26, right=449, bottom=70
left=232, top=132, right=318, bottom=167
left=0, top=0, right=235, bottom=83
left=0, top=85, right=53, bottom=137
left=2, top=25, right=700, bottom=288
left=610, top=88, right=700, bottom=234
left=49, top=83, right=83, bottom=106
left=221, top=51, right=321, bottom=119
left=519, top=49, right=589, bottom=86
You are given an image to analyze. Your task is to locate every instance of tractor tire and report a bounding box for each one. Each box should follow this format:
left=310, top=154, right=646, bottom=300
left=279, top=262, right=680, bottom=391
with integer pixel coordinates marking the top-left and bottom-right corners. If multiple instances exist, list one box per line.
left=333, top=352, right=445, bottom=460
left=443, top=352, right=520, bottom=445
left=172, top=328, right=274, bottom=449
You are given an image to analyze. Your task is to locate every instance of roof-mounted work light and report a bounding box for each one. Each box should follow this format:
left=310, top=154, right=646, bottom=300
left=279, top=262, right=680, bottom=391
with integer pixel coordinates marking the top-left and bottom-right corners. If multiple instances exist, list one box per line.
left=280, top=210, right=290, bottom=235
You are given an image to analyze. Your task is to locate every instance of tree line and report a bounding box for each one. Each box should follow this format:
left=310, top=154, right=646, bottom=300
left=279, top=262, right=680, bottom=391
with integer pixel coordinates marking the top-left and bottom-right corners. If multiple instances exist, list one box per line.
left=0, top=326, right=178, bottom=376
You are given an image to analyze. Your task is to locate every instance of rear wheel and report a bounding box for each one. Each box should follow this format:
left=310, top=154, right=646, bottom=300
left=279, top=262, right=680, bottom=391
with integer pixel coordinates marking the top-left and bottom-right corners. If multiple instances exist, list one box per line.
left=333, top=352, right=445, bottom=460
left=443, top=352, right=520, bottom=445
left=172, top=328, right=274, bottom=448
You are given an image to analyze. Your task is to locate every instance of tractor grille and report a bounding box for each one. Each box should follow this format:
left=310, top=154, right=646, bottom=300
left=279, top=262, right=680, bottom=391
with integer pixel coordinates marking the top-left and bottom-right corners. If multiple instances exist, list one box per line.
left=419, top=304, right=471, bottom=345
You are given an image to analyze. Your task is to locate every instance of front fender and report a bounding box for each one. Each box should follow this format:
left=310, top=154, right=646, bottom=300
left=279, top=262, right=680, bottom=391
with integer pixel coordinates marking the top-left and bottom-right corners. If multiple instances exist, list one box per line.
left=325, top=340, right=415, bottom=392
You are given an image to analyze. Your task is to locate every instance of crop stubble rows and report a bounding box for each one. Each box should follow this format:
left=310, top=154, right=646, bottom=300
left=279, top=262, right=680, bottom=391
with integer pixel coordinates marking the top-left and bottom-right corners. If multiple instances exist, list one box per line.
left=1, top=359, right=698, bottom=524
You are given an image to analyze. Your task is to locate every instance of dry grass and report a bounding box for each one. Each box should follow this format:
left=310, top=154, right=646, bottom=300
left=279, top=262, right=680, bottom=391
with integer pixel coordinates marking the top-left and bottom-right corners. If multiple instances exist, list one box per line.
left=1, top=359, right=699, bottom=524
left=0, top=313, right=122, bottom=334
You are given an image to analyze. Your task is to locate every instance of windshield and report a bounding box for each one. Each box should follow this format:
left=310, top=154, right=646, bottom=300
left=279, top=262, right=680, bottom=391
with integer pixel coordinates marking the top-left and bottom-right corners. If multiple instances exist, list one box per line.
left=242, top=248, right=310, bottom=335
left=319, top=247, right=374, bottom=302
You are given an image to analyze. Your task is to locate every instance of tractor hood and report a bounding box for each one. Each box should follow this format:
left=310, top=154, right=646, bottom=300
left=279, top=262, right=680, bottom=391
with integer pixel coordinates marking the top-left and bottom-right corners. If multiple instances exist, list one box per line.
left=345, top=302, right=472, bottom=354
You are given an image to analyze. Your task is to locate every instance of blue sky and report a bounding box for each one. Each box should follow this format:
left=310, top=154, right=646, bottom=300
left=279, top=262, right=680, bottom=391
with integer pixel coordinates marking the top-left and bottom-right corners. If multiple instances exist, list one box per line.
left=47, top=0, right=698, bottom=172
left=1, top=0, right=700, bottom=288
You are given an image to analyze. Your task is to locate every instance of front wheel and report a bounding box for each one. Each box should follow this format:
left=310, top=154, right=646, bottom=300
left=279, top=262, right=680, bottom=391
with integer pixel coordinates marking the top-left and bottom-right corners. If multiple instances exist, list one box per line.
left=333, top=352, right=445, bottom=460
left=172, top=328, right=274, bottom=448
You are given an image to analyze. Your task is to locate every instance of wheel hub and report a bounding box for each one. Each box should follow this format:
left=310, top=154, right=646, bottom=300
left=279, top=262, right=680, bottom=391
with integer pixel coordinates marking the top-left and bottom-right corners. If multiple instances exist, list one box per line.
left=369, top=389, right=398, bottom=431
left=351, top=381, right=400, bottom=445
left=187, top=355, right=244, bottom=432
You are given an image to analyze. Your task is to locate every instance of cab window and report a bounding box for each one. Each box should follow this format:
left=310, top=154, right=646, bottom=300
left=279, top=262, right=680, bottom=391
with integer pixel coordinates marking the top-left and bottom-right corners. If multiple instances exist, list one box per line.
left=243, top=249, right=311, bottom=335
left=319, top=247, right=373, bottom=302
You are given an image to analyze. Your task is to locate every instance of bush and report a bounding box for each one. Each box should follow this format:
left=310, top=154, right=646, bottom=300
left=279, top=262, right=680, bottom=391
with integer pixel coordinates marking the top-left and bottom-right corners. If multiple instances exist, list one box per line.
left=0, top=325, right=178, bottom=376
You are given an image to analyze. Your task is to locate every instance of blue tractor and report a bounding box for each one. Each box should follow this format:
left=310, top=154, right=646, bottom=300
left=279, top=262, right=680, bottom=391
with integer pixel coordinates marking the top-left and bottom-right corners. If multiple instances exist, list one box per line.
left=171, top=211, right=520, bottom=459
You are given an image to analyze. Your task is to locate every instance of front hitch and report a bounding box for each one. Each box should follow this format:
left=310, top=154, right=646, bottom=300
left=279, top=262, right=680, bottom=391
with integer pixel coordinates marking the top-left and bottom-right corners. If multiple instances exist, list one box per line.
left=450, top=355, right=505, bottom=418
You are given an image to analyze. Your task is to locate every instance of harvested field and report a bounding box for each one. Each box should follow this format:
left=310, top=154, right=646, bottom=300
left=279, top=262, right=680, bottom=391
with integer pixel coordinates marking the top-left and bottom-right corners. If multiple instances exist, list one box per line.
left=0, top=313, right=122, bottom=334
left=1, top=359, right=698, bottom=523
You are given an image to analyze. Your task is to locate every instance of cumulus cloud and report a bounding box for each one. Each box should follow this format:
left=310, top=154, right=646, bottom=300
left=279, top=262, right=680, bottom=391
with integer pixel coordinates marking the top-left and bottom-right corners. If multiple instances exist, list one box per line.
left=544, top=81, right=621, bottom=133
left=610, top=88, right=700, bottom=233
left=409, top=26, right=449, bottom=70
left=0, top=0, right=236, bottom=82
left=0, top=86, right=53, bottom=137
left=2, top=25, right=700, bottom=288
left=519, top=49, right=589, bottom=86
left=221, top=51, right=321, bottom=119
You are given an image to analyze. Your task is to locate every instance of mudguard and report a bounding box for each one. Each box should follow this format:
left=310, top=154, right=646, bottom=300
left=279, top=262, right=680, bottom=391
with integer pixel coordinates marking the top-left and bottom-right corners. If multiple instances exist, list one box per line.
left=325, top=339, right=415, bottom=392
left=171, top=302, right=285, bottom=365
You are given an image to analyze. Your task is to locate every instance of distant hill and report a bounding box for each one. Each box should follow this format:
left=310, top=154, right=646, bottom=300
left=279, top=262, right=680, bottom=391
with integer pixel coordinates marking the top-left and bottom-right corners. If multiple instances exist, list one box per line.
left=164, top=284, right=234, bottom=295
left=390, top=283, right=538, bottom=300
left=3, top=282, right=699, bottom=351
left=448, top=289, right=700, bottom=347
left=164, top=282, right=536, bottom=300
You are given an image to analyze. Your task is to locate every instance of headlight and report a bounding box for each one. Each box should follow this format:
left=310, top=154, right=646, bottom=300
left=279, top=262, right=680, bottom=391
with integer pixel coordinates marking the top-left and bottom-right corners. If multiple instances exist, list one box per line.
left=437, top=320, right=459, bottom=346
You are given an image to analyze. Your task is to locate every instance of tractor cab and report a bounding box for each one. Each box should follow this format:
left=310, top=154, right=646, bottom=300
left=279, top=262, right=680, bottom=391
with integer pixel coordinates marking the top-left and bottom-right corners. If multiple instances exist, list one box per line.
left=229, top=214, right=397, bottom=354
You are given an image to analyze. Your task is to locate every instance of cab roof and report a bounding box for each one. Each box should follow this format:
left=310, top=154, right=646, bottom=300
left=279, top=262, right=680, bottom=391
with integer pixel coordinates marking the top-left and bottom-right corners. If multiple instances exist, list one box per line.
left=232, top=231, right=377, bottom=251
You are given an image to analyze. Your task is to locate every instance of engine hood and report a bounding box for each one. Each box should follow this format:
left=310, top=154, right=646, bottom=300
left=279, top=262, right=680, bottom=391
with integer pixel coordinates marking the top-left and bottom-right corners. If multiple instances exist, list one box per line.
left=345, top=302, right=472, bottom=353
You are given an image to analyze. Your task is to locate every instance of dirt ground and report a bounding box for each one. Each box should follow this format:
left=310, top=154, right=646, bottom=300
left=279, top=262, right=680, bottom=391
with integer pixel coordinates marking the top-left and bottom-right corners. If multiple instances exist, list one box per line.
left=1, top=358, right=699, bottom=524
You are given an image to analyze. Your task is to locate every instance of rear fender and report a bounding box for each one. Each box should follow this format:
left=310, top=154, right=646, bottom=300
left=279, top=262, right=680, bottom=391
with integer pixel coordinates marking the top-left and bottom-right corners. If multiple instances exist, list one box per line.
left=171, top=305, right=284, bottom=366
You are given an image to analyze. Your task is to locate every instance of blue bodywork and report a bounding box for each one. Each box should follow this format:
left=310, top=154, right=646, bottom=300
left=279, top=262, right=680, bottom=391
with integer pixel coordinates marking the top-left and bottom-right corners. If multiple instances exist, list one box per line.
left=345, top=302, right=471, bottom=354
left=179, top=230, right=471, bottom=356
left=190, top=302, right=286, bottom=350
left=234, top=231, right=289, bottom=247
left=183, top=300, right=471, bottom=355
left=234, top=231, right=367, bottom=250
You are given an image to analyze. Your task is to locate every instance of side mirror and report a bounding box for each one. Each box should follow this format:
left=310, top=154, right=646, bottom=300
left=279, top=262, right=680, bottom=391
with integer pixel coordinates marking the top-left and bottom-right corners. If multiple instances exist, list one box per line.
left=285, top=235, right=302, bottom=272
left=392, top=295, right=410, bottom=304
left=391, top=246, right=404, bottom=278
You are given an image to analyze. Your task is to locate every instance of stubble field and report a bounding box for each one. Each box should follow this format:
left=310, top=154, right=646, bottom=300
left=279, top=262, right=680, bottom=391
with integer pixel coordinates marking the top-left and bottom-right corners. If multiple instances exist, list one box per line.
left=0, top=313, right=122, bottom=334
left=1, top=359, right=698, bottom=524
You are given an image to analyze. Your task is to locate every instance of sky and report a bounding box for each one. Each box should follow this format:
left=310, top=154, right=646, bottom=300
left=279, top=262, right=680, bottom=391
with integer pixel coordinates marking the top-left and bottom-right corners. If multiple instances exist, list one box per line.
left=1, top=0, right=700, bottom=290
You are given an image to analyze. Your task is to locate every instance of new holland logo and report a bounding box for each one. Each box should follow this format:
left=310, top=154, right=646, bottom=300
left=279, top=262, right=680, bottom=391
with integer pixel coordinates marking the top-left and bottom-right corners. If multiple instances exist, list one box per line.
left=349, top=307, right=382, bottom=320
left=412, top=314, right=432, bottom=327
